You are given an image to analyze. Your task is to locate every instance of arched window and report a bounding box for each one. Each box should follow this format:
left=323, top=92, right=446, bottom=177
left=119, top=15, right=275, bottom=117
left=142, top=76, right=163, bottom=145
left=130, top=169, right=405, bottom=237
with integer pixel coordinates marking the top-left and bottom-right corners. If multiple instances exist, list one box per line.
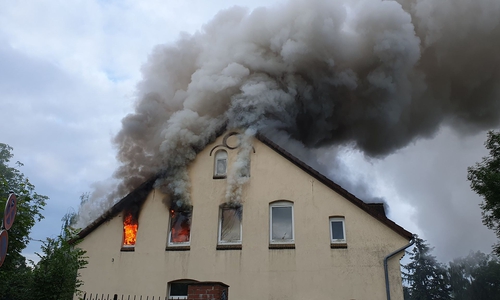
left=214, top=150, right=228, bottom=178
left=269, top=201, right=294, bottom=244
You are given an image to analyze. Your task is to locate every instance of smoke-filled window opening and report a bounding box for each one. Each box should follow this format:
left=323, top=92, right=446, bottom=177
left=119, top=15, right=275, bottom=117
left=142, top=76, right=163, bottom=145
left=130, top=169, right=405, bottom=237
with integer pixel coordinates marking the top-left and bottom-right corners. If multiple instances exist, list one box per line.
left=167, top=206, right=192, bottom=248
left=213, top=149, right=228, bottom=179
left=269, top=201, right=295, bottom=247
left=330, top=216, right=347, bottom=249
left=218, top=204, right=242, bottom=247
left=122, top=210, right=138, bottom=250
left=167, top=279, right=198, bottom=299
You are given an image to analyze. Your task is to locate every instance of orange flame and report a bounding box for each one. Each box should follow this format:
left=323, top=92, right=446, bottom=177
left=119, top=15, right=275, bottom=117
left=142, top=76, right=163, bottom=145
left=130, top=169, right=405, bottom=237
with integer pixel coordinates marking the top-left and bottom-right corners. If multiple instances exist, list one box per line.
left=123, top=214, right=138, bottom=245
left=170, top=210, right=191, bottom=243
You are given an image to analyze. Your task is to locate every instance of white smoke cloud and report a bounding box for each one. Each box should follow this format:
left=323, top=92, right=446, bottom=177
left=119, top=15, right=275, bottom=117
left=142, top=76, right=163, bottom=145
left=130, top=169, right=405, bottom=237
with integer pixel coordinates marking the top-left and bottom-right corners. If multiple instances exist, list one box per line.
left=78, top=0, right=500, bottom=227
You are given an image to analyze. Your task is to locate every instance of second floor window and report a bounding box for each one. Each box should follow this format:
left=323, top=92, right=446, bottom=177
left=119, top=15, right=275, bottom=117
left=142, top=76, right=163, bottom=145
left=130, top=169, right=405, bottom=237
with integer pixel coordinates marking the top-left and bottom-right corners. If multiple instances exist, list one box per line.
left=270, top=201, right=294, bottom=244
left=330, top=217, right=346, bottom=243
left=123, top=211, right=138, bottom=248
left=168, top=209, right=192, bottom=246
left=218, top=206, right=242, bottom=244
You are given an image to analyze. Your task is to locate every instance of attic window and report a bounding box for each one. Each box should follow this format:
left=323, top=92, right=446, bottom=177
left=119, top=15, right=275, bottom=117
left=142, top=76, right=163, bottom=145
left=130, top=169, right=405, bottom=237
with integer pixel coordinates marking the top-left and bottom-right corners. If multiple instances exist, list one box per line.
left=218, top=205, right=242, bottom=245
left=122, top=211, right=138, bottom=249
left=168, top=208, right=192, bottom=247
left=214, top=150, right=228, bottom=178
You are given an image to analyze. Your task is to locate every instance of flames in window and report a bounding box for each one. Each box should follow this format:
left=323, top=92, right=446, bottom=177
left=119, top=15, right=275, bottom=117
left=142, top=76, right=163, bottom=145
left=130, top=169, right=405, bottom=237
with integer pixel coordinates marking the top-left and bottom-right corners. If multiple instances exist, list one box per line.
left=123, top=212, right=138, bottom=246
left=170, top=209, right=191, bottom=244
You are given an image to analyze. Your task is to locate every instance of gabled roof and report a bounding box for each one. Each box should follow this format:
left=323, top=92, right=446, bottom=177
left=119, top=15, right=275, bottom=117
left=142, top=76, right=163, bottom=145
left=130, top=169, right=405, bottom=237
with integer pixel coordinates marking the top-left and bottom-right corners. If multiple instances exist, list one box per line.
left=76, top=134, right=412, bottom=241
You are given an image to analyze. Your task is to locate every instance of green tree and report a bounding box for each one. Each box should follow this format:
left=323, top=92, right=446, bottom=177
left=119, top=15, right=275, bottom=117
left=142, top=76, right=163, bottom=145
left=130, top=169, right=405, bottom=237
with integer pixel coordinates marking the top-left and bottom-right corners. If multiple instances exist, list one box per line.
left=449, top=251, right=500, bottom=300
left=31, top=227, right=88, bottom=300
left=0, top=143, right=47, bottom=299
left=468, top=130, right=500, bottom=255
left=403, top=236, right=451, bottom=300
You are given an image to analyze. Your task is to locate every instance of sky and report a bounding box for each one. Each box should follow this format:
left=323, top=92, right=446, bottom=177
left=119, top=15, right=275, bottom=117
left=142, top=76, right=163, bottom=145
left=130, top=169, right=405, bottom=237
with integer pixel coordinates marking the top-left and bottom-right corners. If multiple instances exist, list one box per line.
left=0, top=0, right=497, bottom=263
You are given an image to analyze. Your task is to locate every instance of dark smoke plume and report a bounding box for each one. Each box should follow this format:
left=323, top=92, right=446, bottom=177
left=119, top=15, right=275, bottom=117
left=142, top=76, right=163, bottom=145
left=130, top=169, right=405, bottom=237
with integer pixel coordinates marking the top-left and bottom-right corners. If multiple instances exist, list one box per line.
left=77, top=0, right=500, bottom=226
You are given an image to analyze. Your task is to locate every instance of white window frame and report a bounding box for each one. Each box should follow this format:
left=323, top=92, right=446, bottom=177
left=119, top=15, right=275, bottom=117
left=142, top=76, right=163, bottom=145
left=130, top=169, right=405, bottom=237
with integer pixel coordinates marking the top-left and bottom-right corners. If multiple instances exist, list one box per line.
left=218, top=206, right=243, bottom=245
left=329, top=217, right=346, bottom=243
left=214, top=150, right=228, bottom=178
left=269, top=201, right=295, bottom=244
left=167, top=210, right=192, bottom=247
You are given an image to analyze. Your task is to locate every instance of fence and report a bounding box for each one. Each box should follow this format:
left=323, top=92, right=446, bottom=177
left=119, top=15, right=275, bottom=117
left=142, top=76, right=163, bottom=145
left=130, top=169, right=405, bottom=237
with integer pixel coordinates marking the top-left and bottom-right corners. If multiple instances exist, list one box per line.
left=81, top=294, right=182, bottom=300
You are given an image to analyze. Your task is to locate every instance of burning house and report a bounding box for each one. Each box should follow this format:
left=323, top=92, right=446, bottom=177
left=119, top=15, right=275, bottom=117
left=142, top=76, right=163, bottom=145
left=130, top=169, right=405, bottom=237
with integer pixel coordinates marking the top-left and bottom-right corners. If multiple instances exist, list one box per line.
left=75, top=131, right=412, bottom=300
left=73, top=0, right=500, bottom=298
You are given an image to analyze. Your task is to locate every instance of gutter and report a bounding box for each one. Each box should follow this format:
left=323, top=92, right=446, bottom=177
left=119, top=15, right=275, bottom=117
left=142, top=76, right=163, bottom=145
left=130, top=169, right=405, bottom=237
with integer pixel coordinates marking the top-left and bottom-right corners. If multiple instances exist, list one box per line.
left=384, top=235, right=416, bottom=300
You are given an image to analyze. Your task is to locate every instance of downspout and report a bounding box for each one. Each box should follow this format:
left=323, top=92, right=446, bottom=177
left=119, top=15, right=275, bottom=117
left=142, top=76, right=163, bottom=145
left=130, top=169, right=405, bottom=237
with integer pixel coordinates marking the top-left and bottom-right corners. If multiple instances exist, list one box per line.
left=384, top=235, right=416, bottom=300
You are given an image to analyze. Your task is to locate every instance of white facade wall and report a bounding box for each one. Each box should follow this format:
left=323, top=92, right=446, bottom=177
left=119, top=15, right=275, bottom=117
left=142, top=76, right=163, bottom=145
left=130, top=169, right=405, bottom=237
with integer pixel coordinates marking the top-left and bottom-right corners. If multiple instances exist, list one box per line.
left=77, top=134, right=409, bottom=300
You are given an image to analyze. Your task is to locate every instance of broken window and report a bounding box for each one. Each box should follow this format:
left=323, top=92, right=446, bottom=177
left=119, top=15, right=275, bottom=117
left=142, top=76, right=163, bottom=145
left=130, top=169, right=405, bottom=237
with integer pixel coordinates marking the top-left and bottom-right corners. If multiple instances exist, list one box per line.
left=330, top=217, right=346, bottom=243
left=214, top=150, right=228, bottom=178
left=270, top=201, right=294, bottom=243
left=168, top=209, right=192, bottom=245
left=123, top=211, right=138, bottom=247
left=218, top=206, right=242, bottom=244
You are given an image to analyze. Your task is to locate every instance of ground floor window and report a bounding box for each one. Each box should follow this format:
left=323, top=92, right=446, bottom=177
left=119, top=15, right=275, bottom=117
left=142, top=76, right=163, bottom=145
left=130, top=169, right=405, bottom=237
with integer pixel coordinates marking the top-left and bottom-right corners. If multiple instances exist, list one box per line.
left=168, top=280, right=197, bottom=299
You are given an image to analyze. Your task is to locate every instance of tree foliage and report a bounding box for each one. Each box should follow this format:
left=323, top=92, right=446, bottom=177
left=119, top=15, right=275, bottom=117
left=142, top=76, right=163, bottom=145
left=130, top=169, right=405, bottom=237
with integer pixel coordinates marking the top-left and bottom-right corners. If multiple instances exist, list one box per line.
left=403, top=236, right=451, bottom=300
left=0, top=144, right=87, bottom=300
left=449, top=251, right=500, bottom=300
left=0, top=143, right=47, bottom=298
left=404, top=237, right=500, bottom=300
left=31, top=227, right=88, bottom=300
left=468, top=130, right=500, bottom=255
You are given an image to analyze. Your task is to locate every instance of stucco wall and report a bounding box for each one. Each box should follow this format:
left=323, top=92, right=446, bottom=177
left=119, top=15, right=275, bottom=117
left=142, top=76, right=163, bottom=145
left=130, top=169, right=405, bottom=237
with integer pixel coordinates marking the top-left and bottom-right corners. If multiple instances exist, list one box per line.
left=77, top=134, right=409, bottom=300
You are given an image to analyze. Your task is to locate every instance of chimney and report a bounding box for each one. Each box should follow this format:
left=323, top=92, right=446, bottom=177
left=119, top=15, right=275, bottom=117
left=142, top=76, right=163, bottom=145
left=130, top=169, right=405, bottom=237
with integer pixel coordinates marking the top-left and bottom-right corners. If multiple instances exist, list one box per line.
left=187, top=282, right=229, bottom=300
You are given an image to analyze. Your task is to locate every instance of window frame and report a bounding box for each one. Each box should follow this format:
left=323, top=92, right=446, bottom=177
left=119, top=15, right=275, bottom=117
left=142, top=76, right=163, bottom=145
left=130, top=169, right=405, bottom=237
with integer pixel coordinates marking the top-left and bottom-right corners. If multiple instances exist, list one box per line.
left=167, top=280, right=198, bottom=300
left=167, top=209, right=192, bottom=247
left=213, top=150, right=228, bottom=179
left=121, top=211, right=138, bottom=251
left=269, top=201, right=295, bottom=244
left=329, top=217, right=346, bottom=244
left=218, top=206, right=243, bottom=245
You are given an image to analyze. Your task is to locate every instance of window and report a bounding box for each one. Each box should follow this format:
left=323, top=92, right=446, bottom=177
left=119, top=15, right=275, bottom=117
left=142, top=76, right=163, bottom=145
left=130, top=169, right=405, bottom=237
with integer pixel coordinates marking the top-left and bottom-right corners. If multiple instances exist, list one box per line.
left=168, top=209, right=192, bottom=247
left=122, top=211, right=138, bottom=250
left=214, top=150, right=228, bottom=178
left=218, top=206, right=242, bottom=245
left=330, top=217, right=346, bottom=243
left=168, top=280, right=197, bottom=299
left=270, top=201, right=294, bottom=244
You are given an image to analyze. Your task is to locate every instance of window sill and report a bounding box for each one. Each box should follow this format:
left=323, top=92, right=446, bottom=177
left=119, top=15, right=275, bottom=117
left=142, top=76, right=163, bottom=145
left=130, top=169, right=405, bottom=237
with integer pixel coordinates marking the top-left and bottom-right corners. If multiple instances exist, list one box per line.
left=269, top=243, right=295, bottom=249
left=165, top=245, right=190, bottom=251
left=217, top=244, right=242, bottom=250
left=120, top=246, right=135, bottom=252
left=213, top=175, right=227, bottom=179
left=331, top=243, right=348, bottom=249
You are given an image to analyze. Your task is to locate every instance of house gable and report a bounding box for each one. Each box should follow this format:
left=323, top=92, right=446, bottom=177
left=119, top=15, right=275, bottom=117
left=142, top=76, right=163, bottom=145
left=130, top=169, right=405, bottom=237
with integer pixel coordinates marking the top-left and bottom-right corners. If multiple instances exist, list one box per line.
left=75, top=132, right=412, bottom=300
left=77, top=132, right=411, bottom=241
